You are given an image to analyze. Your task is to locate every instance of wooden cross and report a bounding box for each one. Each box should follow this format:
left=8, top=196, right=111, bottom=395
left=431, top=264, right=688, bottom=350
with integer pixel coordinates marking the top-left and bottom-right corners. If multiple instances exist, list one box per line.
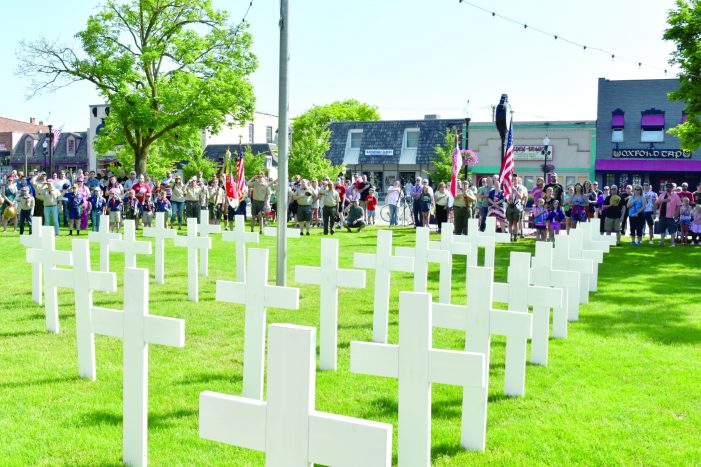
left=143, top=212, right=177, bottom=284
left=173, top=218, right=211, bottom=302
left=427, top=223, right=471, bottom=304
left=566, top=228, right=603, bottom=292
left=20, top=216, right=44, bottom=304
left=88, top=214, right=121, bottom=272
left=91, top=267, right=185, bottom=467
left=493, top=252, right=563, bottom=367
left=200, top=324, right=393, bottom=467
left=478, top=216, right=511, bottom=243
left=581, top=219, right=617, bottom=246
left=351, top=292, right=486, bottom=462
left=45, top=239, right=116, bottom=379
left=110, top=220, right=152, bottom=270
left=576, top=222, right=610, bottom=254
left=26, top=226, right=73, bottom=333
left=295, top=238, right=366, bottom=370
left=221, top=214, right=259, bottom=282
left=216, top=248, right=299, bottom=400
left=197, top=210, right=221, bottom=277
left=353, top=230, right=414, bottom=343
left=466, top=218, right=498, bottom=269
left=531, top=241, right=581, bottom=337
left=552, top=235, right=594, bottom=308
left=432, top=266, right=532, bottom=450
left=396, top=227, right=450, bottom=294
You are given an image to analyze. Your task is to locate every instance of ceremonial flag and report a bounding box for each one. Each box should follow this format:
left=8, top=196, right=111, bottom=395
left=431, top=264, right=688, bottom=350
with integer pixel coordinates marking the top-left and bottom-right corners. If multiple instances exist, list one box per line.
left=52, top=126, right=62, bottom=151
left=450, top=144, right=462, bottom=197
left=224, top=147, right=237, bottom=198
left=498, top=118, right=514, bottom=198
left=236, top=146, right=245, bottom=197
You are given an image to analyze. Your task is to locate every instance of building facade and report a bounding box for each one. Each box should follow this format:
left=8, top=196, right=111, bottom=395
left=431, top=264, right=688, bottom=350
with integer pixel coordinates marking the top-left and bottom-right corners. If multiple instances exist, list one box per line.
left=595, top=77, right=700, bottom=190
left=327, top=118, right=595, bottom=193
left=0, top=116, right=49, bottom=175
left=11, top=130, right=88, bottom=174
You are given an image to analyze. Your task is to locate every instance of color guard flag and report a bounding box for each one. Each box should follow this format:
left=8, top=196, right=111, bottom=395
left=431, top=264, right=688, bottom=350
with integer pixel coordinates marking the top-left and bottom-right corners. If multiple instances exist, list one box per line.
left=499, top=118, right=514, bottom=198
left=236, top=146, right=246, bottom=198
left=450, top=144, right=462, bottom=197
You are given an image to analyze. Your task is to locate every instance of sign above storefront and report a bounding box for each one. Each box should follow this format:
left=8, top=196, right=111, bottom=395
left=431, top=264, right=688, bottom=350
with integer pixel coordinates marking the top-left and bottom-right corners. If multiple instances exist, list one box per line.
left=612, top=149, right=692, bottom=159
left=513, top=145, right=553, bottom=161
left=364, top=149, right=394, bottom=156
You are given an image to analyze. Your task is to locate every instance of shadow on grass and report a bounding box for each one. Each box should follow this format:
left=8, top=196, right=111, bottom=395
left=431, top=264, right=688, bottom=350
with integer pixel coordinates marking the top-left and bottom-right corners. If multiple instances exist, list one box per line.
left=0, top=375, right=80, bottom=389
left=0, top=330, right=45, bottom=338
left=431, top=442, right=466, bottom=463
left=176, top=371, right=242, bottom=386
left=78, top=408, right=196, bottom=428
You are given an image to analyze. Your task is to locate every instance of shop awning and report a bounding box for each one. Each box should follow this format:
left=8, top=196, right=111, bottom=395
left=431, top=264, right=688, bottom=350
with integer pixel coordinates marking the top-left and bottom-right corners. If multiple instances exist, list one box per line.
left=596, top=159, right=701, bottom=172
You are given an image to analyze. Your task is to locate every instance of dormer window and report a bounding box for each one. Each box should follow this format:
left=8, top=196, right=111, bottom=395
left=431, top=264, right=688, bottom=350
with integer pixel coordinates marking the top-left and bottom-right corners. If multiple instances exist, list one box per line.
left=24, top=136, right=35, bottom=158
left=640, top=108, right=665, bottom=143
left=67, top=136, right=76, bottom=157
left=611, top=109, right=624, bottom=143
left=348, top=130, right=362, bottom=149
left=404, top=129, right=420, bottom=149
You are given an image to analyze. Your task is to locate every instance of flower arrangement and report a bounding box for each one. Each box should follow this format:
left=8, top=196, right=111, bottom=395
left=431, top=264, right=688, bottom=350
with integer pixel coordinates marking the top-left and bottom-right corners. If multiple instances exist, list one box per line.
left=461, top=149, right=479, bottom=166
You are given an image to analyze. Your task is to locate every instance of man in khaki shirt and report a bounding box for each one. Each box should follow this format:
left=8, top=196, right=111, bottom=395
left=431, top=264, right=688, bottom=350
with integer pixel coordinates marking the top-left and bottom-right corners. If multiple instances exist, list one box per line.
left=319, top=180, right=340, bottom=235
left=247, top=173, right=270, bottom=233
left=31, top=174, right=61, bottom=235
left=184, top=177, right=202, bottom=221
left=294, top=179, right=317, bottom=235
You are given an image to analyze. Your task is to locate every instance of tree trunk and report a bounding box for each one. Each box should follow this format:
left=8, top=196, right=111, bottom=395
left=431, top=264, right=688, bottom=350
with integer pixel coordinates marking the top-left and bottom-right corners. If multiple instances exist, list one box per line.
left=135, top=146, right=149, bottom=176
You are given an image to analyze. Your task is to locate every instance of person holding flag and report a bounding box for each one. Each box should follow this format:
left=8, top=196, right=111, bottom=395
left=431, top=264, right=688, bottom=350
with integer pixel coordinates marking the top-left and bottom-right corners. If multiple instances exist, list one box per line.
left=497, top=116, right=515, bottom=234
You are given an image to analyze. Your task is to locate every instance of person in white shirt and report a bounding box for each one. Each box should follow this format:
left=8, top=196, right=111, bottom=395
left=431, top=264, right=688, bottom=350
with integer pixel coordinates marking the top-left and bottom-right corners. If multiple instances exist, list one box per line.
left=386, top=181, right=403, bottom=226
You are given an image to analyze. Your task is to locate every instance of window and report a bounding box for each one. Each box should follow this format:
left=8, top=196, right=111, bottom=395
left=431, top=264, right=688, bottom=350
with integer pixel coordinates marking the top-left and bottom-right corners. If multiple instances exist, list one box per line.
left=640, top=109, right=665, bottom=143
left=611, top=109, right=625, bottom=128
left=266, top=126, right=273, bottom=144
left=631, top=174, right=642, bottom=187
left=565, top=176, right=576, bottom=189
left=67, top=136, right=75, bottom=157
left=611, top=129, right=624, bottom=143
left=523, top=176, right=535, bottom=190
left=248, top=123, right=254, bottom=144
left=404, top=129, right=420, bottom=149
left=349, top=130, right=362, bottom=149
left=605, top=173, right=615, bottom=187
left=24, top=137, right=34, bottom=158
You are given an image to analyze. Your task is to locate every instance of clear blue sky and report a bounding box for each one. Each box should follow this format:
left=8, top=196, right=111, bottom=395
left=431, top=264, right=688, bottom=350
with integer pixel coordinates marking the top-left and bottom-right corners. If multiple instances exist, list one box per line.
left=0, top=0, right=679, bottom=131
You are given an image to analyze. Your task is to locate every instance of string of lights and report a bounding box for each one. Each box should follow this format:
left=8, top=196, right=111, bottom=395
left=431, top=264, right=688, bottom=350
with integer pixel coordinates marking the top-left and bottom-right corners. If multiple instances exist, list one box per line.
left=458, top=0, right=669, bottom=74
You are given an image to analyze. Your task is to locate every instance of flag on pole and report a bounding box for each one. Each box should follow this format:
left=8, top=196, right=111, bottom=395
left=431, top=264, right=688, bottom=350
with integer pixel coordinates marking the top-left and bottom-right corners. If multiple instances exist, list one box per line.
left=236, top=146, right=246, bottom=198
left=224, top=147, right=237, bottom=198
left=51, top=126, right=62, bottom=151
left=450, top=143, right=462, bottom=197
left=498, top=118, right=514, bottom=198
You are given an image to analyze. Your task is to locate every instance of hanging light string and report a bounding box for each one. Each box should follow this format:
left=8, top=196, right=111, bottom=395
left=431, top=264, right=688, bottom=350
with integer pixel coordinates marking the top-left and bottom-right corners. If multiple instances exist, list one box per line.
left=232, top=0, right=254, bottom=37
left=458, top=0, right=669, bottom=74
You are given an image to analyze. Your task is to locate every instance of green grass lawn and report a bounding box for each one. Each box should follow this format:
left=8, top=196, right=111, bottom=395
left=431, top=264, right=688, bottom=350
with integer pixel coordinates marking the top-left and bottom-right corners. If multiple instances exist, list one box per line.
left=0, top=225, right=699, bottom=465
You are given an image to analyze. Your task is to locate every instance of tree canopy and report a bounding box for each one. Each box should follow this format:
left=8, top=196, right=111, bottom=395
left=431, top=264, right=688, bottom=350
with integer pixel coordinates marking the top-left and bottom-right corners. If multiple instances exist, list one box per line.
left=17, top=0, right=257, bottom=175
left=288, top=99, right=380, bottom=180
left=664, top=0, right=701, bottom=150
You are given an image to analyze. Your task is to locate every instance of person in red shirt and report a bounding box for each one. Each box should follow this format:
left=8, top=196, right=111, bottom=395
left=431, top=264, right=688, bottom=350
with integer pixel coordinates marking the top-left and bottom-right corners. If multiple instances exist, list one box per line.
left=130, top=174, right=151, bottom=228
left=365, top=188, right=378, bottom=225
left=679, top=182, right=694, bottom=204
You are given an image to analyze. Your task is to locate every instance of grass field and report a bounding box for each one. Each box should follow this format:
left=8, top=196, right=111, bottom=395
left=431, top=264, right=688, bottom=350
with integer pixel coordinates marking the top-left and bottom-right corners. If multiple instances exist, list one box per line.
left=0, top=224, right=699, bottom=465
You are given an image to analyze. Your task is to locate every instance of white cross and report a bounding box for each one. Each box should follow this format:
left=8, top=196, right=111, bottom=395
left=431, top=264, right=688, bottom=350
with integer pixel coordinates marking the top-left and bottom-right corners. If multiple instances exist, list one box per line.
left=197, top=210, right=221, bottom=277
left=566, top=228, right=603, bottom=292
left=552, top=235, right=594, bottom=308
left=216, top=248, right=299, bottom=400
left=88, top=214, right=121, bottom=272
left=466, top=218, right=498, bottom=267
left=396, top=227, right=450, bottom=294
left=581, top=219, right=617, bottom=246
left=263, top=225, right=301, bottom=238
left=143, top=212, right=177, bottom=284
left=432, top=266, right=532, bottom=451
left=353, top=230, right=414, bottom=343
left=493, top=252, right=563, bottom=367
left=577, top=222, right=611, bottom=254
left=295, top=238, right=366, bottom=371
left=110, top=219, right=152, bottom=270
left=531, top=241, right=581, bottom=338
left=26, top=226, right=73, bottom=333
left=477, top=216, right=511, bottom=243
left=44, top=239, right=116, bottom=380
left=91, top=267, right=185, bottom=467
left=20, top=216, right=44, bottom=304
left=173, top=218, right=211, bottom=302
left=424, top=223, right=469, bottom=303
left=351, top=292, right=486, bottom=463
left=221, top=214, right=259, bottom=282
left=200, top=324, right=393, bottom=467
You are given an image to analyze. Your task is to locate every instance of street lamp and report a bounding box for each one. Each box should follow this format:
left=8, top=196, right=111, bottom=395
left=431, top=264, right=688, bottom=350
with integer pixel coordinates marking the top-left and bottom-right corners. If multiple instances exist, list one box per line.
left=40, top=124, right=55, bottom=175
left=542, top=136, right=551, bottom=181
left=495, top=94, right=510, bottom=164
left=462, top=100, right=472, bottom=181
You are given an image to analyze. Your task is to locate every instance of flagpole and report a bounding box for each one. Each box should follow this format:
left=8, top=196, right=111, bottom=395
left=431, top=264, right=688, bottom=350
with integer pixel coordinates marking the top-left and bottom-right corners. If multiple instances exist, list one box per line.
left=276, top=0, right=290, bottom=286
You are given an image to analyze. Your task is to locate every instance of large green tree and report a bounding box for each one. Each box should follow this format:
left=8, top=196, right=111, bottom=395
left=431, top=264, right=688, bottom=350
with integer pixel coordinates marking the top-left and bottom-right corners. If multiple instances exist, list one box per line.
left=288, top=99, right=380, bottom=180
left=664, top=0, right=701, bottom=150
left=18, top=0, right=257, bottom=175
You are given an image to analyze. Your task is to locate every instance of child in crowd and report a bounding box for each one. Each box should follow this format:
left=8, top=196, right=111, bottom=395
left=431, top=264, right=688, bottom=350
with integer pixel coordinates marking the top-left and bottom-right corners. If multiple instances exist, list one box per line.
left=365, top=188, right=378, bottom=225
left=679, top=197, right=692, bottom=245
left=532, top=198, right=548, bottom=241
left=108, top=189, right=122, bottom=233
left=690, top=204, right=701, bottom=245
left=155, top=190, right=172, bottom=227
left=548, top=200, right=566, bottom=242
left=64, top=185, right=84, bottom=236
left=88, top=187, right=106, bottom=232
left=123, top=189, right=141, bottom=223
left=141, top=193, right=154, bottom=228
left=17, top=186, right=35, bottom=235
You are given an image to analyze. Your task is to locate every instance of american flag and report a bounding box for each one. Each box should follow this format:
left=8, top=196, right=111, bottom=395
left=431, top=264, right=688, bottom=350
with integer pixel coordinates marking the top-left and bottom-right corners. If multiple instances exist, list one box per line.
left=450, top=143, right=462, bottom=198
left=498, top=118, right=514, bottom=198
left=236, top=146, right=245, bottom=196
left=52, top=127, right=62, bottom=150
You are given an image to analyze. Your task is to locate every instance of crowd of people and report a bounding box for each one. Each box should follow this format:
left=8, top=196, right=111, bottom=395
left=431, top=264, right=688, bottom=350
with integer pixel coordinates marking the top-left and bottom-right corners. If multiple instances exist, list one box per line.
left=2, top=167, right=700, bottom=247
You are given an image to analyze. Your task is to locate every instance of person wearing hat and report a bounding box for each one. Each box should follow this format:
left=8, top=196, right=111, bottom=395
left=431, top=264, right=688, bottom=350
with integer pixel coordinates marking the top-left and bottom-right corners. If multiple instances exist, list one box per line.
left=31, top=174, right=60, bottom=235
left=1, top=174, right=19, bottom=232
left=73, top=175, right=91, bottom=230
left=88, top=187, right=107, bottom=232
left=17, top=186, right=35, bottom=235
left=655, top=182, right=683, bottom=247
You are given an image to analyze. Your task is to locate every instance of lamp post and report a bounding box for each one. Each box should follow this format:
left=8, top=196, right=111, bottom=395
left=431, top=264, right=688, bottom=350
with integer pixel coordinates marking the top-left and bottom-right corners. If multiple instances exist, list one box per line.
left=542, top=136, right=550, bottom=182
left=462, top=100, right=472, bottom=181
left=495, top=94, right=510, bottom=164
left=48, top=124, right=54, bottom=176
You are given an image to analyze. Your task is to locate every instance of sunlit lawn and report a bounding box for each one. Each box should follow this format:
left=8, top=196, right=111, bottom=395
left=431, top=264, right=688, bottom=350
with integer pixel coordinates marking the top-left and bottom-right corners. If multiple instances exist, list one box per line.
left=0, top=224, right=699, bottom=465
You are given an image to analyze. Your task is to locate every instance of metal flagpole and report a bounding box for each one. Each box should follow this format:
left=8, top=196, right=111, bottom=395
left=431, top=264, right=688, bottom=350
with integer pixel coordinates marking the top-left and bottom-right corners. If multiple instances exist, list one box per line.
left=276, top=0, right=290, bottom=286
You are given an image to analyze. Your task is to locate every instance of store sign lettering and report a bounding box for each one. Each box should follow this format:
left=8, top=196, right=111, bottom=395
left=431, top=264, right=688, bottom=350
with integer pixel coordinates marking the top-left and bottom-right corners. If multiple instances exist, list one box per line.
left=513, top=145, right=553, bottom=161
left=612, top=149, right=692, bottom=159
left=364, top=149, right=394, bottom=156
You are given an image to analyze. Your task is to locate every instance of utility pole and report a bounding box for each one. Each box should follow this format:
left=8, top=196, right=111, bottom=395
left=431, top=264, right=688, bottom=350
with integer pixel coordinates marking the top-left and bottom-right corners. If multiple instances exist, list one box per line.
left=276, top=0, right=290, bottom=286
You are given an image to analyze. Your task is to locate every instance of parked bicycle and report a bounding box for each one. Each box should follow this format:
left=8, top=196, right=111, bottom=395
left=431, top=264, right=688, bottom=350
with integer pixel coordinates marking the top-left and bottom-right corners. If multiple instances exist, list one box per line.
left=380, top=196, right=414, bottom=226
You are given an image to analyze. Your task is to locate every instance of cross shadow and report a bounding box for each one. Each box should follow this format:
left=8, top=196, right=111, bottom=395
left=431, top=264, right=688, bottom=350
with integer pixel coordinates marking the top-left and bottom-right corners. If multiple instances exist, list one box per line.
left=0, top=330, right=45, bottom=338
left=0, top=375, right=80, bottom=389
left=176, top=371, right=242, bottom=386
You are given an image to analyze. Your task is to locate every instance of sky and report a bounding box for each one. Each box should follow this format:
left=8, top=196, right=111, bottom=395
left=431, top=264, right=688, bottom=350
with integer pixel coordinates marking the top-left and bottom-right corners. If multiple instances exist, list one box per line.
left=0, top=0, right=680, bottom=131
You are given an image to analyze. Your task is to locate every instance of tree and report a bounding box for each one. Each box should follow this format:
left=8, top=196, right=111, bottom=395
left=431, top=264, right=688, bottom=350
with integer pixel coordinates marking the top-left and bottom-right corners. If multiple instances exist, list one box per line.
left=243, top=146, right=268, bottom=179
left=664, top=0, right=701, bottom=150
left=182, top=150, right=218, bottom=181
left=288, top=99, right=379, bottom=180
left=18, top=0, right=257, bottom=175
